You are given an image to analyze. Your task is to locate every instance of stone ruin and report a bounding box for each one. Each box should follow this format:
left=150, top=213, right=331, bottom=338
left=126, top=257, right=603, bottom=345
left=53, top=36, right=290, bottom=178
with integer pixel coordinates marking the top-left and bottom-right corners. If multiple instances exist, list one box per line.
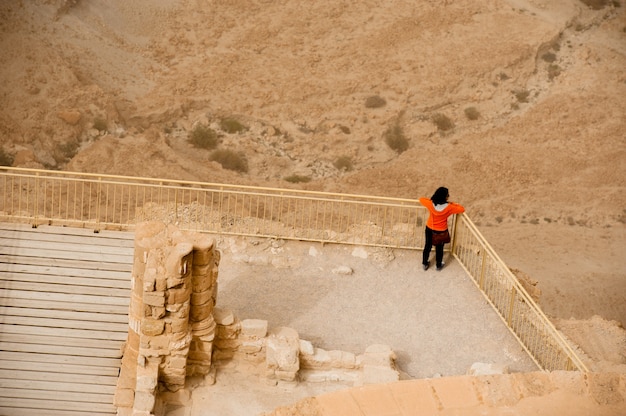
left=114, top=222, right=399, bottom=416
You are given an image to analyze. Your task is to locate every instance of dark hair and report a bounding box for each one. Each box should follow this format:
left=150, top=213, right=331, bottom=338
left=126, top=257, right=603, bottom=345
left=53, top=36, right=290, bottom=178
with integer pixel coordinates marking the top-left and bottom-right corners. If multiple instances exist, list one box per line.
left=431, top=187, right=449, bottom=205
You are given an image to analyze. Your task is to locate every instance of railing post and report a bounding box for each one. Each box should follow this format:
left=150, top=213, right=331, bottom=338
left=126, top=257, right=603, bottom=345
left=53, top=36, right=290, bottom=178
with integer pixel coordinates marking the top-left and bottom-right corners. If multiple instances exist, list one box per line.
left=479, top=250, right=487, bottom=290
left=96, top=177, right=102, bottom=230
left=450, top=214, right=459, bottom=255
left=507, top=287, right=516, bottom=325
left=34, top=172, right=40, bottom=226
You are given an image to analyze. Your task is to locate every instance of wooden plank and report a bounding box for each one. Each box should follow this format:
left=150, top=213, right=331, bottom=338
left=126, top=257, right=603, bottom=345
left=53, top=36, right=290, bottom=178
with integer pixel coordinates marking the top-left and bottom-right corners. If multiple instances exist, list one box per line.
left=0, top=369, right=117, bottom=387
left=0, top=379, right=116, bottom=395
left=1, top=315, right=126, bottom=333
left=0, top=331, right=124, bottom=350
left=0, top=406, right=110, bottom=416
left=0, top=236, right=134, bottom=257
left=0, top=323, right=127, bottom=342
left=0, top=359, right=119, bottom=377
left=0, top=262, right=131, bottom=281
left=0, top=387, right=111, bottom=405
left=0, top=222, right=135, bottom=241
left=0, top=254, right=132, bottom=272
left=0, top=270, right=130, bottom=289
left=0, top=342, right=124, bottom=358
left=0, top=306, right=128, bottom=324
left=0, top=246, right=132, bottom=264
left=0, top=288, right=130, bottom=307
left=0, top=225, right=135, bottom=247
left=0, top=280, right=130, bottom=297
left=0, top=391, right=116, bottom=408
left=0, top=296, right=129, bottom=314
left=0, top=351, right=121, bottom=368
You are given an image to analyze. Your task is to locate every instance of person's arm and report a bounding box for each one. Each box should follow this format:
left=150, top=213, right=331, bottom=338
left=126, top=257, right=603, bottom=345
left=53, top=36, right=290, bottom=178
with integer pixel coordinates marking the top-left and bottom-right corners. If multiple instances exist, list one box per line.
left=448, top=202, right=465, bottom=214
left=418, top=197, right=431, bottom=208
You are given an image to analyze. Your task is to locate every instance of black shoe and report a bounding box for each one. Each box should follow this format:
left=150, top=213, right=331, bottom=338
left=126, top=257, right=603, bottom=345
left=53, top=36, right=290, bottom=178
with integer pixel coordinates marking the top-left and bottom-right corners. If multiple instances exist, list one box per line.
left=436, top=262, right=445, bottom=271
left=423, top=262, right=430, bottom=271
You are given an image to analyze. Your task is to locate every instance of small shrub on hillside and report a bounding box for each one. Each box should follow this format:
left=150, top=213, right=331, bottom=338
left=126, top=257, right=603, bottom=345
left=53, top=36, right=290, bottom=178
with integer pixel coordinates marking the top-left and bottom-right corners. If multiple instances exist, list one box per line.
left=548, top=64, right=562, bottom=80
left=219, top=117, right=247, bottom=134
left=57, top=140, right=80, bottom=163
left=383, top=123, right=409, bottom=154
left=338, top=125, right=351, bottom=134
left=93, top=117, right=107, bottom=131
left=464, top=107, right=480, bottom=120
left=579, top=0, right=609, bottom=9
left=188, top=124, right=218, bottom=150
left=284, top=174, right=311, bottom=183
left=210, top=149, right=248, bottom=173
left=541, top=52, right=557, bottom=63
left=432, top=113, right=454, bottom=131
left=514, top=89, right=530, bottom=103
left=0, top=148, right=14, bottom=166
left=498, top=72, right=510, bottom=81
left=333, top=156, right=353, bottom=171
left=365, top=95, right=387, bottom=109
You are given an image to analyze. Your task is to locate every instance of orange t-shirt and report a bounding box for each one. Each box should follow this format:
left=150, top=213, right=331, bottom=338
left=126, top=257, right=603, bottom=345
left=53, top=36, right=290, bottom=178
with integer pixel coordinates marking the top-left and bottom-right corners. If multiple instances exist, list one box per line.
left=419, top=197, right=465, bottom=231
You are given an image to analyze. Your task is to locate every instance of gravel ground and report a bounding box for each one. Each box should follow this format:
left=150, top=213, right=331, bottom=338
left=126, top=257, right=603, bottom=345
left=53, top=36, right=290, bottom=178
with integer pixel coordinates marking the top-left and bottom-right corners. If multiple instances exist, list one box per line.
left=189, top=235, right=537, bottom=416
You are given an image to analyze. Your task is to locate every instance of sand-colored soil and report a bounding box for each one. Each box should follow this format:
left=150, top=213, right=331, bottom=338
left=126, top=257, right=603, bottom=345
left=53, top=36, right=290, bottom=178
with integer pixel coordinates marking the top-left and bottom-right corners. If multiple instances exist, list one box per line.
left=0, top=0, right=624, bottom=414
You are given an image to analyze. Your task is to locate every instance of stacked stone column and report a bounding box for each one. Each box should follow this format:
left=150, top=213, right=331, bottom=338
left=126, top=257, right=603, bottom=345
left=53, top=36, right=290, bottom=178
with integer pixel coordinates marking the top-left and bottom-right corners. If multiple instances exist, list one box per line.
left=114, top=222, right=220, bottom=415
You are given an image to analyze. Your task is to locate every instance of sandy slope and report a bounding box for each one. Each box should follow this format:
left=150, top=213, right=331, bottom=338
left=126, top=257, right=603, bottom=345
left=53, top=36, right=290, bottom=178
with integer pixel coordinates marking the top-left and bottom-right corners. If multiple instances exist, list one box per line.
left=0, top=0, right=624, bottom=413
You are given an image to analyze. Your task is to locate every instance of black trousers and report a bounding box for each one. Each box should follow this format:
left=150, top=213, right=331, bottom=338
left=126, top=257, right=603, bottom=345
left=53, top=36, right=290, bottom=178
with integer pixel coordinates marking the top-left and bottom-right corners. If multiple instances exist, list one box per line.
left=422, top=227, right=444, bottom=267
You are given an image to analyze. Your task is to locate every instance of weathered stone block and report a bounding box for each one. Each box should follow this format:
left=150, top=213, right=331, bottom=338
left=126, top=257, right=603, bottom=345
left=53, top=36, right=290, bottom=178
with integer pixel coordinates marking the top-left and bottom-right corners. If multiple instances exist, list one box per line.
left=151, top=306, right=166, bottom=319
left=361, top=344, right=396, bottom=367
left=136, top=373, right=158, bottom=391
left=240, top=339, right=264, bottom=353
left=133, top=390, right=155, bottom=413
left=275, top=369, right=298, bottom=381
left=168, top=355, right=188, bottom=370
left=188, top=349, right=212, bottom=362
left=191, top=339, right=213, bottom=353
left=190, top=305, right=212, bottom=322
left=192, top=263, right=211, bottom=278
left=192, top=247, right=214, bottom=266
left=300, top=348, right=331, bottom=370
left=169, top=317, right=189, bottom=334
left=266, top=328, right=300, bottom=372
left=165, top=243, right=193, bottom=277
left=167, top=286, right=191, bottom=305
left=299, top=339, right=315, bottom=356
left=213, top=308, right=234, bottom=326
left=141, top=318, right=165, bottom=336
left=113, top=387, right=135, bottom=407
left=143, top=291, right=165, bottom=307
left=191, top=272, right=213, bottom=292
left=191, top=289, right=212, bottom=306
left=155, top=276, right=167, bottom=292
left=241, top=319, right=268, bottom=339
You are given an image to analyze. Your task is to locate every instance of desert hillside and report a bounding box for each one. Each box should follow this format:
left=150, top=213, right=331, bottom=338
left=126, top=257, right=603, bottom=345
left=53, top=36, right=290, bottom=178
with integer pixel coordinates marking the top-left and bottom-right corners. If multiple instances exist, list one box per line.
left=0, top=0, right=624, bottom=378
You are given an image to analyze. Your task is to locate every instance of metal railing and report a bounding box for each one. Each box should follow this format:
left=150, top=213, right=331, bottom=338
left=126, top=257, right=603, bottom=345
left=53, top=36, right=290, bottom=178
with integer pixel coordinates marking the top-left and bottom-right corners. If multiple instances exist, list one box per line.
left=0, top=167, right=587, bottom=372
left=451, top=216, right=588, bottom=372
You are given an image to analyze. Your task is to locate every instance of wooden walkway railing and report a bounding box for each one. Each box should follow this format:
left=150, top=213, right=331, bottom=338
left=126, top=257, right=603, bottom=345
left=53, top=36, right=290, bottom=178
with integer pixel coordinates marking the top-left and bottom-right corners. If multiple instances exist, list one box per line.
left=0, top=223, right=134, bottom=416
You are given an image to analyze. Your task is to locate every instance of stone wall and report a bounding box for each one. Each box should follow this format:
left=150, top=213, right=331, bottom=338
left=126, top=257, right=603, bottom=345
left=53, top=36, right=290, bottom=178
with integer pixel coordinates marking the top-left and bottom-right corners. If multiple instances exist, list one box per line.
left=211, top=308, right=400, bottom=388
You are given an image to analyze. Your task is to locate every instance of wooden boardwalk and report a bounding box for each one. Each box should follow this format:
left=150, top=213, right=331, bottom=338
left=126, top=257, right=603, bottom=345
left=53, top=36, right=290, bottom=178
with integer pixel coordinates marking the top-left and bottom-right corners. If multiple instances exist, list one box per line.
left=0, top=223, right=134, bottom=416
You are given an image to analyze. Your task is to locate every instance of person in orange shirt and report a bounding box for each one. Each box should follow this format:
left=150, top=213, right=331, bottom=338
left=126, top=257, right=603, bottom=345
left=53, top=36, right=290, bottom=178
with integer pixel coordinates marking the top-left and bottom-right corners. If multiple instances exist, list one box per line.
left=419, top=187, right=465, bottom=271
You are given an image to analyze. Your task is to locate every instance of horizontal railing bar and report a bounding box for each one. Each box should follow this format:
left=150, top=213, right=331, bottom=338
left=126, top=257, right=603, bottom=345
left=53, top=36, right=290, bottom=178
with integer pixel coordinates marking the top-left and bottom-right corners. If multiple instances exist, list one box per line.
left=0, top=167, right=418, bottom=205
